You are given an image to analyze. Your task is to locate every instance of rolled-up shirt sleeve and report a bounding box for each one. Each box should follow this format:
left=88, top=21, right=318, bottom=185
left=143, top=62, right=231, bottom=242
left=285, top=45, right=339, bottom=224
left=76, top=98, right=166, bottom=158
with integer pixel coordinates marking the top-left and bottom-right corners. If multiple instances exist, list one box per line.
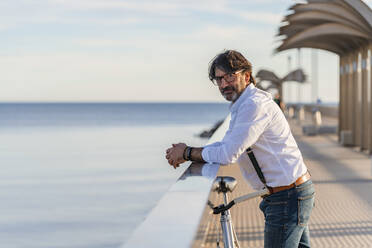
left=202, top=100, right=270, bottom=164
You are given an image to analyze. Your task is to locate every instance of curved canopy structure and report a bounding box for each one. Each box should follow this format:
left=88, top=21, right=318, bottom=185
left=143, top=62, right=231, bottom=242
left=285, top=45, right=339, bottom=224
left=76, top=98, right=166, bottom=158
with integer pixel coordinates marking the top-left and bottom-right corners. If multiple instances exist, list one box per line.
left=256, top=69, right=306, bottom=86
left=256, top=70, right=280, bottom=85
left=276, top=0, right=372, bottom=153
left=276, top=0, right=372, bottom=55
left=256, top=69, right=306, bottom=96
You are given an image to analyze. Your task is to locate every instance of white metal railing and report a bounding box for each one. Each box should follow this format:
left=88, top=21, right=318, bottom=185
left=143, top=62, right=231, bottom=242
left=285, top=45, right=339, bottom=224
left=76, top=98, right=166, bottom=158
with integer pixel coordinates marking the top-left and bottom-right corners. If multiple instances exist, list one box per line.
left=121, top=115, right=230, bottom=248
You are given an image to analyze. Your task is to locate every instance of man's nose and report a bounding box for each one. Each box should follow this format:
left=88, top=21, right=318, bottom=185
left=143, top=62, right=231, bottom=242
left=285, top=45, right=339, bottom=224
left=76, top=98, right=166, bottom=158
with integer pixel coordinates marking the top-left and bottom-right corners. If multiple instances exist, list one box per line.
left=219, top=78, right=229, bottom=88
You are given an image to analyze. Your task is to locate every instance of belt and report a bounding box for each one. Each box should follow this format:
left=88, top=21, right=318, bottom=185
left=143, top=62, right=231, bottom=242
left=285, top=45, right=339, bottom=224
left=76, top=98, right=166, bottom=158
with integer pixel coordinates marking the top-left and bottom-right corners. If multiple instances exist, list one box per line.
left=267, top=171, right=311, bottom=195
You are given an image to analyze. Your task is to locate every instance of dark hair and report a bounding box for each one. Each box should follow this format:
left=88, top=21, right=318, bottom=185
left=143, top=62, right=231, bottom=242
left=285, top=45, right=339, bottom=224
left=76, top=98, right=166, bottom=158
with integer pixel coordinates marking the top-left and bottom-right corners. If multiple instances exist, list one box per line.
left=208, top=50, right=256, bottom=85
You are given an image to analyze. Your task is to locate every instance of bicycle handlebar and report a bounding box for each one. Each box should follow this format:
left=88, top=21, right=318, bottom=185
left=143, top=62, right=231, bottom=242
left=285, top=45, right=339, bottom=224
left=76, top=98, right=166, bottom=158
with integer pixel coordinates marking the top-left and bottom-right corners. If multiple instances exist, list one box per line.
left=213, top=201, right=236, bottom=214
left=212, top=188, right=270, bottom=215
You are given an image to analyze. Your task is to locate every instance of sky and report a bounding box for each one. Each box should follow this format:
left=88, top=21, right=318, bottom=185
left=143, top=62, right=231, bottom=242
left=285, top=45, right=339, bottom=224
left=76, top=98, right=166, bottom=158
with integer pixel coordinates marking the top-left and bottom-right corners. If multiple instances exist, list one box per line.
left=1, top=0, right=372, bottom=103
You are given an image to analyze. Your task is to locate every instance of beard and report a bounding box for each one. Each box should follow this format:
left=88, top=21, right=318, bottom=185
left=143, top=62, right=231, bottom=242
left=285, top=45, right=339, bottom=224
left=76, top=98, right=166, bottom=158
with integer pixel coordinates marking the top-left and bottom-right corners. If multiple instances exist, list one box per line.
left=221, top=86, right=238, bottom=102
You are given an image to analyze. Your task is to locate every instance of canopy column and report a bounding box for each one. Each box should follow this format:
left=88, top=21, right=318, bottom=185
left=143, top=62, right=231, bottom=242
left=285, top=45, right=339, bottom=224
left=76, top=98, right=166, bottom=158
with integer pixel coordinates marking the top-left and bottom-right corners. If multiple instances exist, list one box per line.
left=346, top=54, right=354, bottom=140
left=353, top=52, right=362, bottom=147
left=370, top=43, right=372, bottom=153
left=339, top=55, right=347, bottom=139
left=361, top=46, right=369, bottom=151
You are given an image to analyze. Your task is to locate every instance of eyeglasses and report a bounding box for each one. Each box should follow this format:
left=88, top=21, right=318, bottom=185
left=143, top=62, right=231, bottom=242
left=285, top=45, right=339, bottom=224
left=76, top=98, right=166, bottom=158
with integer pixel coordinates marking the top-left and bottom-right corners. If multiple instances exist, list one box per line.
left=212, top=69, right=244, bottom=86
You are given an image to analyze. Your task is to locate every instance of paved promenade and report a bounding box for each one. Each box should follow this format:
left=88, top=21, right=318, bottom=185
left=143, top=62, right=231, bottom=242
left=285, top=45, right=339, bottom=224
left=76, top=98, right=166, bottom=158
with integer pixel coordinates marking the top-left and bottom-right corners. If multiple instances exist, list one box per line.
left=192, top=118, right=372, bottom=247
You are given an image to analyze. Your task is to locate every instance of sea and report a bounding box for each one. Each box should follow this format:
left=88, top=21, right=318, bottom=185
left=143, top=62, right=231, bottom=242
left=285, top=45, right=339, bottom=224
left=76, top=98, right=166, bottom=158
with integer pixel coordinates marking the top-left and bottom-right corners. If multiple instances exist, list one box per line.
left=0, top=103, right=229, bottom=248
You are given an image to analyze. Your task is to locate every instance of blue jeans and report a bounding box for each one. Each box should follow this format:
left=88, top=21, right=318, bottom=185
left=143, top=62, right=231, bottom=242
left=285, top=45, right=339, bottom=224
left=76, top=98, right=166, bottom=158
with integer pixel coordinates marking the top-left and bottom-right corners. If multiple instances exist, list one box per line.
left=259, top=180, right=315, bottom=248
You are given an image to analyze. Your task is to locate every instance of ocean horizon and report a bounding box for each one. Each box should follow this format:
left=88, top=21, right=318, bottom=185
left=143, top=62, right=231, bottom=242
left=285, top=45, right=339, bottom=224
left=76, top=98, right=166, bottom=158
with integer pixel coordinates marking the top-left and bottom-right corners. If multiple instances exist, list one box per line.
left=0, top=102, right=229, bottom=126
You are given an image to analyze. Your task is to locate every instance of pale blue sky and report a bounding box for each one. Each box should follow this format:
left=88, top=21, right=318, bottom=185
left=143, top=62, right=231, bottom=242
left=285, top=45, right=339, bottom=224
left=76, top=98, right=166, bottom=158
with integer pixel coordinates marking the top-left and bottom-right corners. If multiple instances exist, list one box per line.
left=1, top=0, right=371, bottom=103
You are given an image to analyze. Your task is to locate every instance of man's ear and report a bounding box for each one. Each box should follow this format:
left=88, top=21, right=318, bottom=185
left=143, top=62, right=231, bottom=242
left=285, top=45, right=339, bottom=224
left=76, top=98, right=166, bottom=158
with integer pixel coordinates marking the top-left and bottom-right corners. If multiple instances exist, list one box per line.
left=245, top=72, right=251, bottom=85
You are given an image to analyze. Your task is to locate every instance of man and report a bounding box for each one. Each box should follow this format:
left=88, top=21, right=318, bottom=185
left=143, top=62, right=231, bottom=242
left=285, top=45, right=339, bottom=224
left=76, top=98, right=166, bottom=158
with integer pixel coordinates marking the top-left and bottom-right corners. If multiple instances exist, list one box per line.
left=165, top=50, right=314, bottom=248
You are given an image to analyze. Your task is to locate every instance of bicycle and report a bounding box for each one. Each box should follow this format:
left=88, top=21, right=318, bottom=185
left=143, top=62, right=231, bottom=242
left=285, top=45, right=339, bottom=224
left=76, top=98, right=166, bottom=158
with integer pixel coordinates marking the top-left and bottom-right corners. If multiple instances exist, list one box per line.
left=209, top=176, right=269, bottom=248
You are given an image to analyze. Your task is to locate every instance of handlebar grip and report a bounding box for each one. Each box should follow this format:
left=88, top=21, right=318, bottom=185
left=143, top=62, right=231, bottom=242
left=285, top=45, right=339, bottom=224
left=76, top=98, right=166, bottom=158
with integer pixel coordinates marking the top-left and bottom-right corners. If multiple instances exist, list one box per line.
left=213, top=201, right=235, bottom=214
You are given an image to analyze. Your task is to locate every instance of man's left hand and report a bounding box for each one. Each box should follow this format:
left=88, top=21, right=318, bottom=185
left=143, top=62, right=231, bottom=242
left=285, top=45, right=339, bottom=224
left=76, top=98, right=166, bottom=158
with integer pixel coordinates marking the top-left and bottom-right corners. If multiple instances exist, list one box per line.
left=165, top=143, right=187, bottom=169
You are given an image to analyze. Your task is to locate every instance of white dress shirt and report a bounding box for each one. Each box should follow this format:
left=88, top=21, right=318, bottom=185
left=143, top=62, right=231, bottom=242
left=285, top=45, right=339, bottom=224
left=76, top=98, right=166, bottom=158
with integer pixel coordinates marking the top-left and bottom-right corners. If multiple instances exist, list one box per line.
left=202, top=84, right=308, bottom=190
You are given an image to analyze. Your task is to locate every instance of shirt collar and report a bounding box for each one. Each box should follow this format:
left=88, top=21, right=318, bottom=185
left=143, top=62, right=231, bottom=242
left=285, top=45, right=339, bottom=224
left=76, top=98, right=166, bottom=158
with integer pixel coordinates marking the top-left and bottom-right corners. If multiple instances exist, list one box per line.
left=230, top=83, right=256, bottom=112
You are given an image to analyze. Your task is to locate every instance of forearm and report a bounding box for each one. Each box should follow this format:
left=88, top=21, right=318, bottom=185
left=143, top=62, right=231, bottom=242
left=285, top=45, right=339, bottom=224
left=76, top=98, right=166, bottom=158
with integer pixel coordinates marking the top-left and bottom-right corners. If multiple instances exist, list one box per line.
left=188, top=147, right=205, bottom=162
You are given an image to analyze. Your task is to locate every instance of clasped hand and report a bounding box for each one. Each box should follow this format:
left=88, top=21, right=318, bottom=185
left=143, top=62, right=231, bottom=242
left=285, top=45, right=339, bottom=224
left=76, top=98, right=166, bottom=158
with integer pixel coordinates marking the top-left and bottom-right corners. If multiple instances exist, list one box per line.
left=165, top=143, right=187, bottom=169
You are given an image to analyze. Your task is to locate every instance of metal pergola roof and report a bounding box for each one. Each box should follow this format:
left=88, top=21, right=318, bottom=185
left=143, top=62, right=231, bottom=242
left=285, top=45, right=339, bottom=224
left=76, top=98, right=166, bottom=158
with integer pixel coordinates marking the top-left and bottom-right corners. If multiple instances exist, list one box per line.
left=276, top=0, right=372, bottom=55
